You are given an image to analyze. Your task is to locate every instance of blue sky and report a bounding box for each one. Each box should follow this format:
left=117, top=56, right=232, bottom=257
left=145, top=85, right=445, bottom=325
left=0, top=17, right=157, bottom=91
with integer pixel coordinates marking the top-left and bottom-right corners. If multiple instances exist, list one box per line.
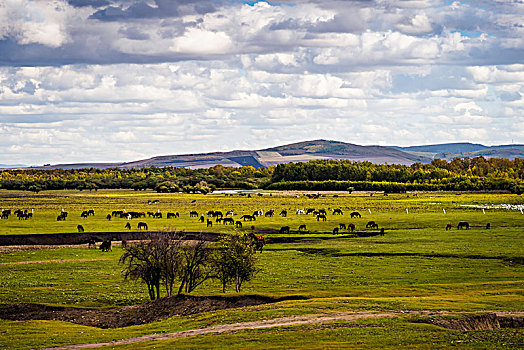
left=0, top=0, right=523, bottom=165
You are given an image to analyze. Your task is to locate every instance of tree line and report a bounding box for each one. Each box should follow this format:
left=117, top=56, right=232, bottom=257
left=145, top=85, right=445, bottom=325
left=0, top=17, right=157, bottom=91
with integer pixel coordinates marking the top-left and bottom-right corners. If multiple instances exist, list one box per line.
left=0, top=156, right=522, bottom=193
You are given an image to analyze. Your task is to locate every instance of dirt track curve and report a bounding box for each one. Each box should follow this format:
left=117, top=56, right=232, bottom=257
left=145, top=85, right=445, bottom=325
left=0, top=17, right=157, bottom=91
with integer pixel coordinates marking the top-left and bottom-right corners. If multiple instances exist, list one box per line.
left=40, top=311, right=524, bottom=350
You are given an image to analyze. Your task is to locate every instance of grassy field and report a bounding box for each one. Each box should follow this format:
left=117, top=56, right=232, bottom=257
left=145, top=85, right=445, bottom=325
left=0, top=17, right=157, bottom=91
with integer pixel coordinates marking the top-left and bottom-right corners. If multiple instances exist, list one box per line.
left=0, top=189, right=522, bottom=349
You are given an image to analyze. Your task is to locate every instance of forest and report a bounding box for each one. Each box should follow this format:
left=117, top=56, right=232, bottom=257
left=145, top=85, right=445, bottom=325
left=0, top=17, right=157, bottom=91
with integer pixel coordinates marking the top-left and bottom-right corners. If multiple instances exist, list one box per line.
left=0, top=157, right=523, bottom=194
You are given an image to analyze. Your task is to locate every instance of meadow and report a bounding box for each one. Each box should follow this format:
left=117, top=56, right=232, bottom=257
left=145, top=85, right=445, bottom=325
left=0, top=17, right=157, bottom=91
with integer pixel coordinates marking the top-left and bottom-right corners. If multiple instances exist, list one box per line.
left=0, top=189, right=522, bottom=349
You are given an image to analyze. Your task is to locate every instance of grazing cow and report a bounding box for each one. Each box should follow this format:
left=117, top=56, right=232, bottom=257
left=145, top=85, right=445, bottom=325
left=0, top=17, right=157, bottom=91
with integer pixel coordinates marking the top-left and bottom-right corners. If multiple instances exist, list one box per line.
left=366, top=221, right=376, bottom=228
left=235, top=221, right=242, bottom=228
left=332, top=227, right=339, bottom=235
left=100, top=240, right=112, bottom=252
left=125, top=222, right=131, bottom=230
left=347, top=223, right=355, bottom=232
left=332, top=208, right=343, bottom=215
left=279, top=210, right=287, bottom=217
left=137, top=222, right=148, bottom=230
left=279, top=226, right=290, bottom=234
left=298, top=224, right=307, bottom=231
left=445, top=223, right=453, bottom=231
left=457, top=222, right=470, bottom=230
left=190, top=211, right=198, bottom=217
left=317, top=214, right=327, bottom=221
left=339, top=223, right=346, bottom=230
left=223, top=217, right=234, bottom=225
left=77, top=225, right=84, bottom=233
left=486, top=223, right=491, bottom=229
left=121, top=240, right=127, bottom=248
left=88, top=239, right=96, bottom=249
left=350, top=212, right=361, bottom=218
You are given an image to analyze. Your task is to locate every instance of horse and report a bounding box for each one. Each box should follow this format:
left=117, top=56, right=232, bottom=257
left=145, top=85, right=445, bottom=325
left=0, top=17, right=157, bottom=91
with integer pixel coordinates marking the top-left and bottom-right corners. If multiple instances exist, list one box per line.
left=298, top=224, right=307, bottom=231
left=223, top=217, right=234, bottom=225
left=339, top=223, right=346, bottom=229
left=80, top=211, right=88, bottom=218
left=332, top=208, right=343, bottom=215
left=137, top=222, right=148, bottom=230
left=279, top=210, right=287, bottom=217
left=77, top=225, right=84, bottom=233
left=106, top=214, right=112, bottom=221
left=167, top=212, right=176, bottom=219
left=350, top=212, right=361, bottom=218
left=318, top=209, right=327, bottom=215
left=317, top=214, right=327, bottom=221
left=486, top=223, right=491, bottom=229
left=87, top=209, right=95, bottom=216
left=189, top=211, right=199, bottom=217
left=241, top=215, right=256, bottom=221
left=235, top=221, right=242, bottom=228
left=347, top=223, right=355, bottom=232
left=265, top=210, right=275, bottom=217
left=246, top=232, right=265, bottom=253
left=207, top=219, right=213, bottom=227
left=100, top=240, right=112, bottom=252
left=88, top=239, right=96, bottom=249
left=125, top=222, right=131, bottom=230
left=366, top=221, right=376, bottom=228
left=332, top=227, right=339, bottom=234
left=279, top=226, right=290, bottom=234
left=121, top=240, right=127, bottom=248
left=457, top=222, right=470, bottom=230
left=153, top=212, right=162, bottom=219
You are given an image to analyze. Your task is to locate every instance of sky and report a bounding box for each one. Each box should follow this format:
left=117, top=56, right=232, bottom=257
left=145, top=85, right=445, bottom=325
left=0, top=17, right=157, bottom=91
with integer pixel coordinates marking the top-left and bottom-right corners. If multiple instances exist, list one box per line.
left=0, top=0, right=523, bottom=165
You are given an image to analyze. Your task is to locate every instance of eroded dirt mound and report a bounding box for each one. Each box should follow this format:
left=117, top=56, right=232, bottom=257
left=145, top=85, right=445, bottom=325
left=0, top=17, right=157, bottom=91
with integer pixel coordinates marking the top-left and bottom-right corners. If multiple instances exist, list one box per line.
left=0, top=295, right=303, bottom=329
left=424, top=313, right=524, bottom=331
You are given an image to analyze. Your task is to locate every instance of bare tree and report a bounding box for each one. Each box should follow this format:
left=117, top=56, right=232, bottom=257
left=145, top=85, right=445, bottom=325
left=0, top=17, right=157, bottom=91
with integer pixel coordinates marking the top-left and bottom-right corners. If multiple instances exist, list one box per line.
left=119, top=238, right=163, bottom=300
left=178, top=237, right=213, bottom=295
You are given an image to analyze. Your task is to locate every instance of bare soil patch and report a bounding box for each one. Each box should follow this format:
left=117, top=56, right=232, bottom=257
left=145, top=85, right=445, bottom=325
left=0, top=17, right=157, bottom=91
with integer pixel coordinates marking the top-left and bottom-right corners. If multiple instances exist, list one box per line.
left=0, top=295, right=305, bottom=329
left=421, top=313, right=524, bottom=331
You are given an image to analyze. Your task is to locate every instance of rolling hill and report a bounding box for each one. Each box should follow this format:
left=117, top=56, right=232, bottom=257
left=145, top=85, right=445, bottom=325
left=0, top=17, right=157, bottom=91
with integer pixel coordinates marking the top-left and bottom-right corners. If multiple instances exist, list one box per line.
left=24, top=140, right=524, bottom=170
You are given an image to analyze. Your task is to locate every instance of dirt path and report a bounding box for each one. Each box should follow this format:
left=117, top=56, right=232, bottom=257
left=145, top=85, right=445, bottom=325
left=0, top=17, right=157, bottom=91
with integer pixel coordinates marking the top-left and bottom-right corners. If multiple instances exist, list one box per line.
left=42, top=312, right=397, bottom=349
left=0, top=258, right=110, bottom=266
left=41, top=310, right=524, bottom=350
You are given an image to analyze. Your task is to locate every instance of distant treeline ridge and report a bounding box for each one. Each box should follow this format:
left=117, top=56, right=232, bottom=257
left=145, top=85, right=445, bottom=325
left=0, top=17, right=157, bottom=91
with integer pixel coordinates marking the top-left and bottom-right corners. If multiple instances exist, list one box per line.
left=0, top=157, right=522, bottom=193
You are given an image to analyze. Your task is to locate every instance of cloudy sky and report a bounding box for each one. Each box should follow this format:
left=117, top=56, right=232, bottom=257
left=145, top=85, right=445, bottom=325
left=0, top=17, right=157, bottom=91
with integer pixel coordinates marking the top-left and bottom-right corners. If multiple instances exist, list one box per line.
left=1, top=0, right=523, bottom=165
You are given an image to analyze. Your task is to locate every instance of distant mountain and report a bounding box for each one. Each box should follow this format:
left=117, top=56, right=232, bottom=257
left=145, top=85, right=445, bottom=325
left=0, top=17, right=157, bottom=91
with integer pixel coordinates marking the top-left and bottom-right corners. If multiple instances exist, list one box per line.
left=393, top=143, right=524, bottom=161
left=29, top=140, right=522, bottom=170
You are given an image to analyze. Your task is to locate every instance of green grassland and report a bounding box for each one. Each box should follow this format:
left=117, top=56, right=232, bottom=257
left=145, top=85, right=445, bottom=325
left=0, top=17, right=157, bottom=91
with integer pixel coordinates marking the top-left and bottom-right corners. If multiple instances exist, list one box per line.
left=0, top=190, right=522, bottom=349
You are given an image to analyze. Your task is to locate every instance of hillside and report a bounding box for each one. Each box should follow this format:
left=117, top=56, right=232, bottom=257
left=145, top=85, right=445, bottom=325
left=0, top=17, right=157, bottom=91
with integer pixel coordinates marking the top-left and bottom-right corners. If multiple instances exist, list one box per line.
left=27, top=140, right=523, bottom=170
